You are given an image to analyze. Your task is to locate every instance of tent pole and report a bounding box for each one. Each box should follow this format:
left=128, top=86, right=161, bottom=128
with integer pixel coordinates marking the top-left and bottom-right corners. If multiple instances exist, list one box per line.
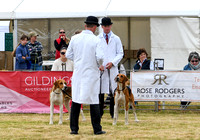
left=47, top=19, right=51, bottom=55
left=13, top=19, right=17, bottom=70
left=128, top=17, right=131, bottom=76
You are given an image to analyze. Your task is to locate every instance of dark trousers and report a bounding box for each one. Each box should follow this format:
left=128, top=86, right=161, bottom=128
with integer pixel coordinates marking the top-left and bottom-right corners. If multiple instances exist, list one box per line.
left=70, top=101, right=102, bottom=134
left=99, top=94, right=114, bottom=118
left=99, top=94, right=104, bottom=117
left=109, top=95, right=114, bottom=118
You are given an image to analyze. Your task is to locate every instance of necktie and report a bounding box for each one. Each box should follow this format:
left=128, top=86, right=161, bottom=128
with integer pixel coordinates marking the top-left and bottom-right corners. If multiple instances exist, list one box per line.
left=106, top=34, right=108, bottom=44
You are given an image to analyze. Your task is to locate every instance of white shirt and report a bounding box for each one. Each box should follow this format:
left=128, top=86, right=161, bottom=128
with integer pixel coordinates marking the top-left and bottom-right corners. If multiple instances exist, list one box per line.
left=51, top=58, right=73, bottom=71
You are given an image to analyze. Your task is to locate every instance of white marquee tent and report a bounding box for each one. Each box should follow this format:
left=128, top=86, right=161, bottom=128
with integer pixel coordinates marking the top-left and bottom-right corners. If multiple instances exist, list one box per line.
left=1, top=0, right=200, bottom=19
left=0, top=0, right=200, bottom=70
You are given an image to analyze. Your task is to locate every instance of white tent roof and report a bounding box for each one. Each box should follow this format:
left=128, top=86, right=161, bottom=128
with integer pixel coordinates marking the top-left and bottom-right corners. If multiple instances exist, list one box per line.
left=0, top=0, right=22, bottom=19
left=14, top=0, right=109, bottom=19
left=107, top=0, right=200, bottom=17
left=0, top=0, right=200, bottom=19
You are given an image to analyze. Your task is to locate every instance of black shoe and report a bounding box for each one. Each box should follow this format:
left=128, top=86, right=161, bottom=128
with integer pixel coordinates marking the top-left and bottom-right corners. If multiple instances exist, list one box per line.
left=70, top=131, right=78, bottom=135
left=94, top=131, right=106, bottom=135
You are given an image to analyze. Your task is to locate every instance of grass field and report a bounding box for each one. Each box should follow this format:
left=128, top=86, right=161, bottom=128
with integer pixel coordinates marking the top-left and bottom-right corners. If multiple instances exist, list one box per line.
left=1, top=105, right=200, bottom=140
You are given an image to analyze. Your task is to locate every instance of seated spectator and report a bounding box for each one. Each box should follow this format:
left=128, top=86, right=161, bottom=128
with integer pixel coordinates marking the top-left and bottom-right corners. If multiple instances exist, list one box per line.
left=181, top=51, right=200, bottom=109
left=51, top=47, right=73, bottom=71
left=15, top=34, right=30, bottom=70
left=27, top=31, right=43, bottom=71
left=54, top=29, right=70, bottom=59
left=133, top=48, right=154, bottom=71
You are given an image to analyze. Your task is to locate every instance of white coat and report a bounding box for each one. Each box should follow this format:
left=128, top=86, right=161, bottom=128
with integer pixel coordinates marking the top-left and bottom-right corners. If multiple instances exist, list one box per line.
left=98, top=31, right=124, bottom=94
left=66, top=30, right=104, bottom=104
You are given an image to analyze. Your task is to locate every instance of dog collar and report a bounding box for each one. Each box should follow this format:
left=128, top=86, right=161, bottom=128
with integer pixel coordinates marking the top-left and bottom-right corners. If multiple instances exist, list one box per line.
left=117, top=87, right=125, bottom=91
left=54, top=91, right=60, bottom=94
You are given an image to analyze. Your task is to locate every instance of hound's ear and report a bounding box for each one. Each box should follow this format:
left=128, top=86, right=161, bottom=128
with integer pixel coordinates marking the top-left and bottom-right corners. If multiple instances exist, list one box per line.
left=124, top=75, right=128, bottom=82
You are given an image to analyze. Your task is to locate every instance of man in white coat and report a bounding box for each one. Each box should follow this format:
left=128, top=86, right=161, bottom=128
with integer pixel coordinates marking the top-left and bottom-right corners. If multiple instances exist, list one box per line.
left=98, top=17, right=124, bottom=118
left=66, top=16, right=106, bottom=135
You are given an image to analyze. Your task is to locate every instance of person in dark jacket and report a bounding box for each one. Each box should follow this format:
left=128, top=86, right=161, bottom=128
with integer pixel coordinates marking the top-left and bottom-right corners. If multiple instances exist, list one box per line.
left=27, top=32, right=43, bottom=71
left=133, top=48, right=154, bottom=71
left=15, top=34, right=30, bottom=70
left=54, top=29, right=70, bottom=59
left=181, top=51, right=200, bottom=109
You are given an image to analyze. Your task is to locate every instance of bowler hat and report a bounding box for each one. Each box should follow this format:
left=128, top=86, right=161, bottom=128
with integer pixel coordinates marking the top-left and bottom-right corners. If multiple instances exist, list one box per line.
left=101, top=17, right=113, bottom=26
left=84, top=16, right=99, bottom=27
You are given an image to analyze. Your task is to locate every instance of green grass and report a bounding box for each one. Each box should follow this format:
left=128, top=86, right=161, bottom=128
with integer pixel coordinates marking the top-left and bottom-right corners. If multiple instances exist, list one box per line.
left=1, top=107, right=200, bottom=140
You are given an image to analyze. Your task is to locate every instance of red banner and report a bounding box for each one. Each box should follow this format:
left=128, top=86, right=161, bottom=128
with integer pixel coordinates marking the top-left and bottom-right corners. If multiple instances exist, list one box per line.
left=0, top=71, right=72, bottom=113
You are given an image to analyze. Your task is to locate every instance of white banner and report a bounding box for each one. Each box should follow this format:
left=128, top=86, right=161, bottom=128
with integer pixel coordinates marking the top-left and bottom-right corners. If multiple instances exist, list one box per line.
left=131, top=71, right=200, bottom=102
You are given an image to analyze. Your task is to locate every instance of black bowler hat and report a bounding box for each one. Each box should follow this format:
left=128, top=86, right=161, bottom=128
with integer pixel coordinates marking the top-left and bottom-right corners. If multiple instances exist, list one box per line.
left=84, top=16, right=99, bottom=27
left=100, top=17, right=113, bottom=26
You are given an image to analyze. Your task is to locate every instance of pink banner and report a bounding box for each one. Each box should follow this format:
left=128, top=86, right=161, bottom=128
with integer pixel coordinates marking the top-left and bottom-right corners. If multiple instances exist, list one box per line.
left=0, top=71, right=72, bottom=113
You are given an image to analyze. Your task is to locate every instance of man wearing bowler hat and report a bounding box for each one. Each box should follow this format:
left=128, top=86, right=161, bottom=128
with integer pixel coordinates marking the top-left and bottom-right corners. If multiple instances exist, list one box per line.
left=98, top=17, right=124, bottom=118
left=66, top=16, right=105, bottom=135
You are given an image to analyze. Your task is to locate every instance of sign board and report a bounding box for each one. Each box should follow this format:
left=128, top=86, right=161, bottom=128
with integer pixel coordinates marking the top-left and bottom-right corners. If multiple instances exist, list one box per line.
left=5, top=33, right=13, bottom=51
left=0, top=71, right=72, bottom=113
left=131, top=71, right=200, bottom=102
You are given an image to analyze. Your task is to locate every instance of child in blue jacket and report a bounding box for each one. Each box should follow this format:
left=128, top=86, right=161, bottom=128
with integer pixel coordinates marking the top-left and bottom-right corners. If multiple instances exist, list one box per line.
left=15, top=34, right=31, bottom=70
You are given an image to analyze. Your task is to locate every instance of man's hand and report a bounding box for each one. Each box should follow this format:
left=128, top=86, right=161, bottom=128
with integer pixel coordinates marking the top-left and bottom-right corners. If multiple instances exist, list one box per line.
left=22, top=56, right=26, bottom=60
left=99, top=65, right=104, bottom=71
left=106, top=62, right=113, bottom=69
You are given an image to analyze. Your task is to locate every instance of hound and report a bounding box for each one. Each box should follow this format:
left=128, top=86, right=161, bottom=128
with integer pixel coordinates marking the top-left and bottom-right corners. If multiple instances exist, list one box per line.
left=113, top=74, right=139, bottom=125
left=49, top=79, right=85, bottom=125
